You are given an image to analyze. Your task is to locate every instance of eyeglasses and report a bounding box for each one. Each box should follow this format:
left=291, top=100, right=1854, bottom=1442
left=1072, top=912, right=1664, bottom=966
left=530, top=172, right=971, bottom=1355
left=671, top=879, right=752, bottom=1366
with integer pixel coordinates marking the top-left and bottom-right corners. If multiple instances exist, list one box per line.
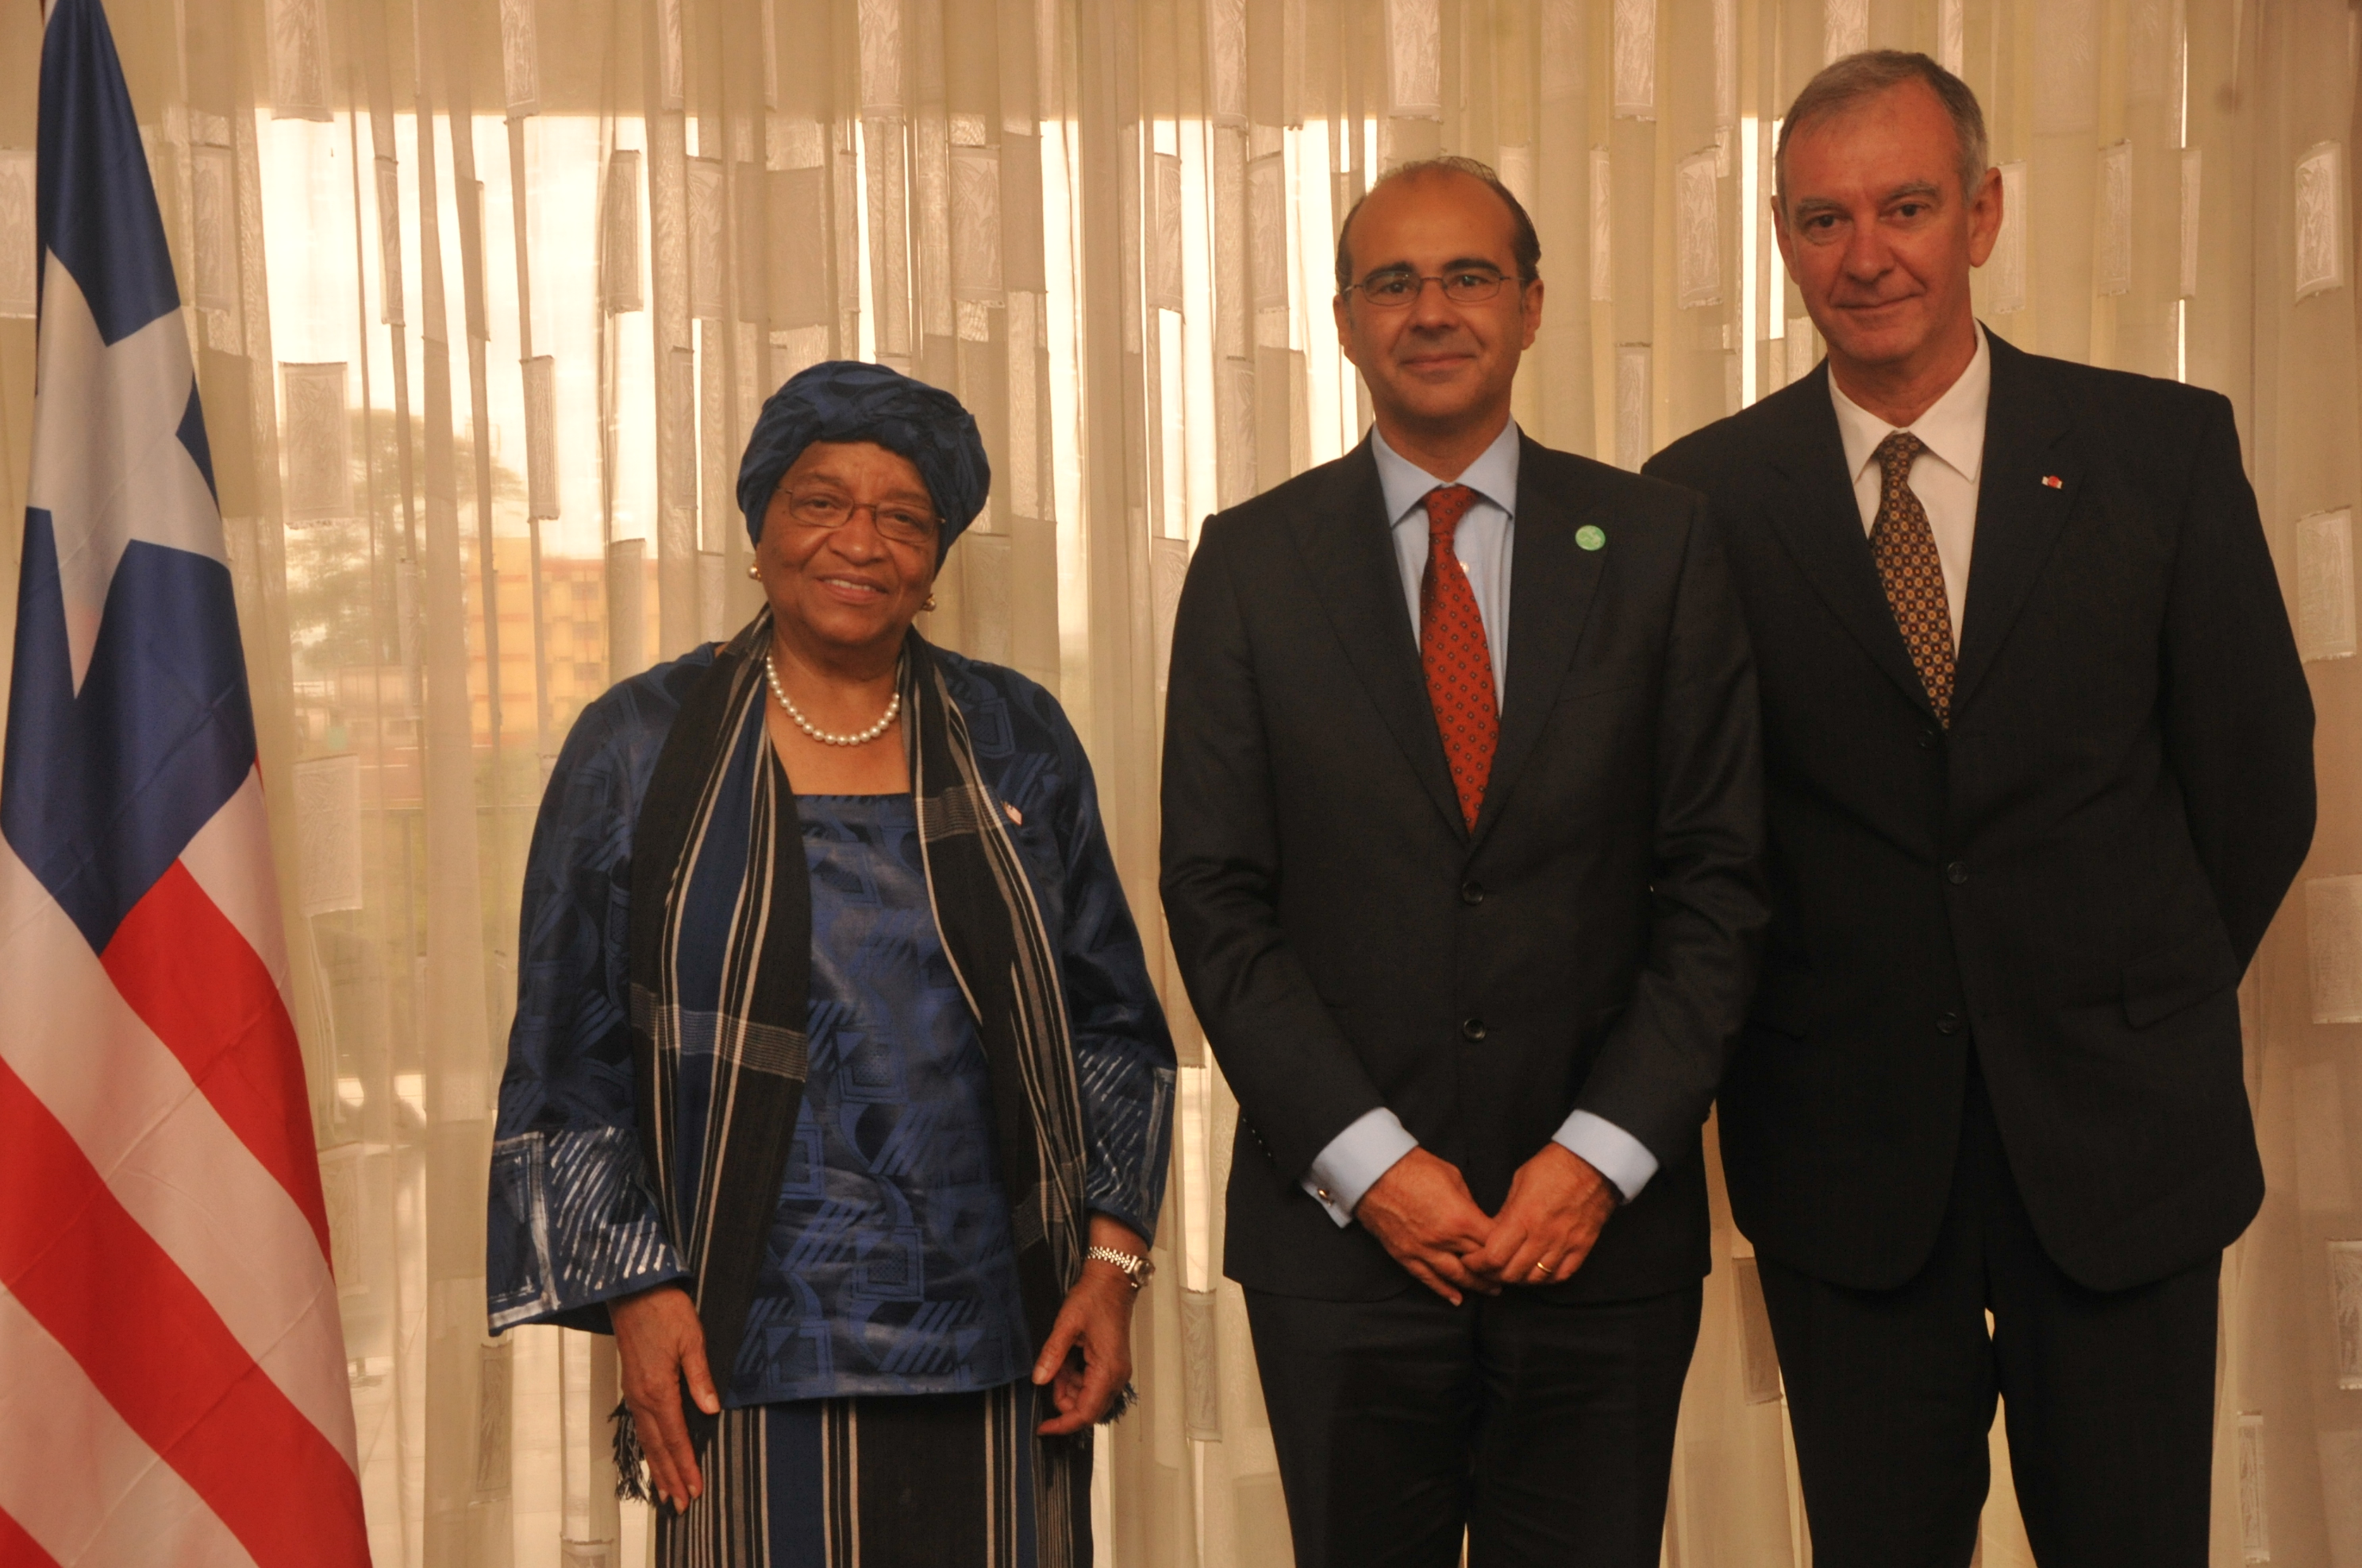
left=1344, top=267, right=1518, bottom=309
left=776, top=489, right=941, bottom=549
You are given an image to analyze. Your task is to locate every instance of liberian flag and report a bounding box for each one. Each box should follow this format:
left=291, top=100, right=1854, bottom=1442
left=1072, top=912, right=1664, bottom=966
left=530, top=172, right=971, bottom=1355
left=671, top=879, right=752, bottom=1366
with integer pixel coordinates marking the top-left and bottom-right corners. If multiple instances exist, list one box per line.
left=0, top=0, right=371, bottom=1562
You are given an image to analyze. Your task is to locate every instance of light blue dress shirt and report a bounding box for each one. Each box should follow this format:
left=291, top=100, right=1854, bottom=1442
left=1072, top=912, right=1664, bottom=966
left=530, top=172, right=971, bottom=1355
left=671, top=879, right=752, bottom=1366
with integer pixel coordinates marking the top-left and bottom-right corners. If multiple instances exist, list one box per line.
left=1299, top=421, right=1662, bottom=1227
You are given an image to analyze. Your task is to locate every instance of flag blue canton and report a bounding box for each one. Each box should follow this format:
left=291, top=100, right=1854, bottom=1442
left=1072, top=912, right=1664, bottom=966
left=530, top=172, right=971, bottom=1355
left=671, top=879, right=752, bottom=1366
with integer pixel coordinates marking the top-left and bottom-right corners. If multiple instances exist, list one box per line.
left=3, top=0, right=256, bottom=955
left=33, top=0, right=180, bottom=343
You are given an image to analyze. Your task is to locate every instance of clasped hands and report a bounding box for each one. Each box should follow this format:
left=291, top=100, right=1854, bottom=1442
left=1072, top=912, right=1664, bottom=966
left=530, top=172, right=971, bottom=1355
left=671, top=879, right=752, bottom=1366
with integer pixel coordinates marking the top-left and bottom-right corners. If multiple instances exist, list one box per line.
left=1353, top=1143, right=1619, bottom=1305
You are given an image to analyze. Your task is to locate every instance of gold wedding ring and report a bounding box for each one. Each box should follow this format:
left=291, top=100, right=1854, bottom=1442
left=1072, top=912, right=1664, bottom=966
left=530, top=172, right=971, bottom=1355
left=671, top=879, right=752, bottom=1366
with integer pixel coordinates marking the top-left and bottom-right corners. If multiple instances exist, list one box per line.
left=1532, top=1261, right=1551, bottom=1278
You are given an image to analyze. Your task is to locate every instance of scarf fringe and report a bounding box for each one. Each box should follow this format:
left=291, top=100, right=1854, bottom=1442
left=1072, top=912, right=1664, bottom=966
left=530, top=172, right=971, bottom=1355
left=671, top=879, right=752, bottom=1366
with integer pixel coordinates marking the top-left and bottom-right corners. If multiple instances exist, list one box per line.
left=1099, top=1379, right=1140, bottom=1424
left=611, top=1398, right=656, bottom=1503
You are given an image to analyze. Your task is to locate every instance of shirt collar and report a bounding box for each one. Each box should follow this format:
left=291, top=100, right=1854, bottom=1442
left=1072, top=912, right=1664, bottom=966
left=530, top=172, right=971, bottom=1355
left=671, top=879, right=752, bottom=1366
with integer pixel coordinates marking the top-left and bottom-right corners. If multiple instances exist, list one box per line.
left=1829, top=322, right=1991, bottom=486
left=1369, top=417, right=1524, bottom=529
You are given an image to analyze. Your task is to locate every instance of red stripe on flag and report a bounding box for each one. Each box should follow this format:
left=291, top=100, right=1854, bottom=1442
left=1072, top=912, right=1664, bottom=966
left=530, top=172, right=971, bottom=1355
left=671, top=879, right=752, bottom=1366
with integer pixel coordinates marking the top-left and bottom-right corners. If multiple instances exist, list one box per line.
left=0, top=1507, right=63, bottom=1568
left=0, top=1059, right=367, bottom=1568
left=99, top=860, right=330, bottom=1257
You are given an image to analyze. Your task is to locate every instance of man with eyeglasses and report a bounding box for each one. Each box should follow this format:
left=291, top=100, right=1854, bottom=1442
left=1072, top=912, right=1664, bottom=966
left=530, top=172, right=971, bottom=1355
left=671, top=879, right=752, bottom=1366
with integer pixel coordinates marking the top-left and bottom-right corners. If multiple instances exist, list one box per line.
left=1160, top=156, right=1767, bottom=1566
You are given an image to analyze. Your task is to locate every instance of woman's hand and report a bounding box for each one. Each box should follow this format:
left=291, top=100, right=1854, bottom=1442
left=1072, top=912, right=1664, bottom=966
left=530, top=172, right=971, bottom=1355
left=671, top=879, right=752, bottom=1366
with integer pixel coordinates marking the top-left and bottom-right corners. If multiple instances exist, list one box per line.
left=1030, top=1219, right=1147, bottom=1435
left=610, top=1284, right=721, bottom=1512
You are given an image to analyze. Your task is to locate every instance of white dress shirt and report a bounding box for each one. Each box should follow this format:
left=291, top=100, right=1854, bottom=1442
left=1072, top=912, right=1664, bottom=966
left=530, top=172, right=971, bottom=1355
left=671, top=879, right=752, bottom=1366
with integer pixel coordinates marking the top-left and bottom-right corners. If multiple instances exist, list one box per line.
left=1829, top=325, right=1992, bottom=648
left=1298, top=421, right=1662, bottom=1227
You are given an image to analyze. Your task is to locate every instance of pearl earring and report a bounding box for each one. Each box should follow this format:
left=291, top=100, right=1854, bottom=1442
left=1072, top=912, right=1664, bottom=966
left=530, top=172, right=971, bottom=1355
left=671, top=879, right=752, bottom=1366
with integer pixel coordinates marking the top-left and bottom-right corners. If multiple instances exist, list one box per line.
left=922, top=594, right=937, bottom=612
left=746, top=562, right=760, bottom=579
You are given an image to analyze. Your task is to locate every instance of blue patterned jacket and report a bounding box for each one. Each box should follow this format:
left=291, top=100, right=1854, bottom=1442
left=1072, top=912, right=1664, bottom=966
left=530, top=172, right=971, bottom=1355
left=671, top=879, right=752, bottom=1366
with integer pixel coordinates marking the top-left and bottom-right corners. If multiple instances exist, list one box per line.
left=486, top=640, right=1176, bottom=1338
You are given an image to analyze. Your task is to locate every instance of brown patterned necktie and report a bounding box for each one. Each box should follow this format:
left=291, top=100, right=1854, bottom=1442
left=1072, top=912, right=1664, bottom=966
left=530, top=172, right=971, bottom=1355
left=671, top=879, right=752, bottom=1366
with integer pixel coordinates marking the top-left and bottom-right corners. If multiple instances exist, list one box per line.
left=1871, top=430, right=1956, bottom=724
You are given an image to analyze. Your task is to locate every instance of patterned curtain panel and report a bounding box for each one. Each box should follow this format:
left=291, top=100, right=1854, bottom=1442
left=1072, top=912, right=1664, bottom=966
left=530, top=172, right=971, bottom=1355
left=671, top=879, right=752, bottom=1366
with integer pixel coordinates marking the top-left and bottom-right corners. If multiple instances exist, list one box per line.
left=2, top=0, right=2360, bottom=1563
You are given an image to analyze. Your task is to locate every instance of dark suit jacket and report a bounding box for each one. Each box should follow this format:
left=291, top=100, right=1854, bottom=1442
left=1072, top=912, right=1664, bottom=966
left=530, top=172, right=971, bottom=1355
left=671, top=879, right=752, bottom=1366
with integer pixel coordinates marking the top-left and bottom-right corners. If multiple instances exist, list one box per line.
left=1645, top=332, right=2314, bottom=1295
left=1159, top=434, right=1768, bottom=1304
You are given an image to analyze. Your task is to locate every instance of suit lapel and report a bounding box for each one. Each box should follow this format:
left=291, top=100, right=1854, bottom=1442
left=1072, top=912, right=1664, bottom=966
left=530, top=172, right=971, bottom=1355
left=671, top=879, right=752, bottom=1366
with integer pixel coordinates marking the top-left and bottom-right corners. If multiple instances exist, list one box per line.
left=1951, top=335, right=2077, bottom=717
left=1471, top=439, right=1606, bottom=849
left=1294, top=441, right=1467, bottom=838
left=1761, top=369, right=1940, bottom=721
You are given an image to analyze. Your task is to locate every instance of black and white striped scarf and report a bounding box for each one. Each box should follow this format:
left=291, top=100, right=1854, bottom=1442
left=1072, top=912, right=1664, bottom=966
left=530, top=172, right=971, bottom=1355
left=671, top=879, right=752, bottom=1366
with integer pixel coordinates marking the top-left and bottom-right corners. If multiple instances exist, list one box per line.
left=620, top=612, right=1091, bottom=1558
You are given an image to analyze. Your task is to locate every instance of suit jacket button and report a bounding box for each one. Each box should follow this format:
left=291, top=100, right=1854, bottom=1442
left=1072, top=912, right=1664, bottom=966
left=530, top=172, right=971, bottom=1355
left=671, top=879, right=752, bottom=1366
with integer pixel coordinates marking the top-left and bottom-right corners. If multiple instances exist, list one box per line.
left=1936, top=1012, right=1965, bottom=1035
left=1460, top=879, right=1486, bottom=905
left=1946, top=861, right=1969, bottom=885
left=1918, top=727, right=1941, bottom=750
left=1461, top=1017, right=1487, bottom=1042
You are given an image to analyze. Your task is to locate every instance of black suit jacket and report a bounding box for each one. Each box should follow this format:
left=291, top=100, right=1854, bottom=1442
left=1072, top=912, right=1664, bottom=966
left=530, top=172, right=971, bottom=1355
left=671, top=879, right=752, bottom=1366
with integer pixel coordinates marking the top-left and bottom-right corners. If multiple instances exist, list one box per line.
left=1645, top=332, right=2314, bottom=1294
left=1160, top=434, right=1768, bottom=1304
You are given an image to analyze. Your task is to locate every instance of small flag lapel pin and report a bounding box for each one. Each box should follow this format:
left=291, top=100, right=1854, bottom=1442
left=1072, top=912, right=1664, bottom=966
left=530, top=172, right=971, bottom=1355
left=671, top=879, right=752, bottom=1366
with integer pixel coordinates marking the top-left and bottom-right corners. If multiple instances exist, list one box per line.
left=2041, top=475, right=2064, bottom=489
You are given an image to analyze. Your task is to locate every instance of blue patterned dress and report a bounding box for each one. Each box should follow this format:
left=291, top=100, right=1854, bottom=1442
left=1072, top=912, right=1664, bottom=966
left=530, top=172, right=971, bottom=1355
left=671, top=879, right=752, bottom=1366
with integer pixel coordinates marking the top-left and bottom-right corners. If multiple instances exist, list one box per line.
left=725, top=786, right=1032, bottom=1401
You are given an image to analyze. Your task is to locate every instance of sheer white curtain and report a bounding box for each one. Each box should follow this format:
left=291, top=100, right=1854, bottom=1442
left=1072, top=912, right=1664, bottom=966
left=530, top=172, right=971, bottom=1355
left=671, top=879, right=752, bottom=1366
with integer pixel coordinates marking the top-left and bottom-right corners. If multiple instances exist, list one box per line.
left=3, top=1, right=2360, bottom=1563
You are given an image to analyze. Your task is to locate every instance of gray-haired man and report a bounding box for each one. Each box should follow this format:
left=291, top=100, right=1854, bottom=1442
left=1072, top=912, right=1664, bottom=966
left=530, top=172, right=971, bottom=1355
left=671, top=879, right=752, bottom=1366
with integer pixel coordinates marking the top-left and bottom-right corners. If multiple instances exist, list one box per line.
left=1648, top=52, right=2312, bottom=1566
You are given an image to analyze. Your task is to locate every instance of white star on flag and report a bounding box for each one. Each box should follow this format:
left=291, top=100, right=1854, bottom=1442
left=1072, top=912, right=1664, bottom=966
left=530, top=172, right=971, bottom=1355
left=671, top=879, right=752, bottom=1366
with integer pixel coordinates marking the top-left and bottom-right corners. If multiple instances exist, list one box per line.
left=27, top=256, right=224, bottom=690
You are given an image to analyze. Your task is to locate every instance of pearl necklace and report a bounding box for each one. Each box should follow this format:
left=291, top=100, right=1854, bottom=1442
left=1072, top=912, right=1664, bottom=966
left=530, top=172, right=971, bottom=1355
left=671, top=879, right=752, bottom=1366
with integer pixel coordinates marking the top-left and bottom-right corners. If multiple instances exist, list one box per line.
left=764, top=654, right=901, bottom=747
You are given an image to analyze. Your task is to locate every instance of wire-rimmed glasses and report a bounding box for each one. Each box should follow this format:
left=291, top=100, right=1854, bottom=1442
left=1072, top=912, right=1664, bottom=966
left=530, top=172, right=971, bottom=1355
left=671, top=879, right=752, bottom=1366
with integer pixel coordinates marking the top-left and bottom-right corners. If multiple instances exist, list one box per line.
left=775, top=489, right=942, bottom=550
left=1343, top=266, right=1518, bottom=309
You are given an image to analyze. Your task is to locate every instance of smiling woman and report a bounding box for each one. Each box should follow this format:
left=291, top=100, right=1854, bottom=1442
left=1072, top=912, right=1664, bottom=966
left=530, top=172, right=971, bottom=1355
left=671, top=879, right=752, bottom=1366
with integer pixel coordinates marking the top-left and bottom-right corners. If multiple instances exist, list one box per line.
left=485, top=361, right=1178, bottom=1568
left=752, top=440, right=940, bottom=786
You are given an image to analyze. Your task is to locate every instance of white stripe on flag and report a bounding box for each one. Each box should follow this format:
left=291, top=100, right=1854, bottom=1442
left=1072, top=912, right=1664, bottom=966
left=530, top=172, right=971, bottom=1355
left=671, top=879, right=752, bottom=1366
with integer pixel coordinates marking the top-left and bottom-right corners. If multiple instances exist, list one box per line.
left=0, top=840, right=358, bottom=1466
left=0, top=1288, right=261, bottom=1568
left=179, top=768, right=293, bottom=1005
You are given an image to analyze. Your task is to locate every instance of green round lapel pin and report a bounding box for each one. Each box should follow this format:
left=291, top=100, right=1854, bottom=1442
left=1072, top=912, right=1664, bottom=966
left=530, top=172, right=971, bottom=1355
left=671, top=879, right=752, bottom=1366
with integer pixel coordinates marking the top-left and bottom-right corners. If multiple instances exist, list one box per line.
left=1576, top=524, right=1606, bottom=551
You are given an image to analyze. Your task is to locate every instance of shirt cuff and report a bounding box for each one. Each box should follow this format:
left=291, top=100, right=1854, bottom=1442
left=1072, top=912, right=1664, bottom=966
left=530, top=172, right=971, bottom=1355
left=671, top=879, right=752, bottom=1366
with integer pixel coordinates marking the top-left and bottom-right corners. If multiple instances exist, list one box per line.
left=1554, top=1110, right=1660, bottom=1204
left=1301, top=1107, right=1420, bottom=1227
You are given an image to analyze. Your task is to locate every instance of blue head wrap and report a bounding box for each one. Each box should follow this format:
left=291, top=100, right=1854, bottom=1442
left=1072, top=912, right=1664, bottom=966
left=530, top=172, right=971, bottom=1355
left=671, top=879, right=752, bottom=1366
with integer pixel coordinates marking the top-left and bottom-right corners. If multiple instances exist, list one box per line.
left=736, top=360, right=991, bottom=562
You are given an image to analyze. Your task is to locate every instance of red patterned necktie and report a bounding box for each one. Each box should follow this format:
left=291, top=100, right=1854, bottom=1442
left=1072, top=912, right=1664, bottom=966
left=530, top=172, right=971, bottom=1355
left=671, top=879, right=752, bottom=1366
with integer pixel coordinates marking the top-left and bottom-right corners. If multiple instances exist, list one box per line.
left=1870, top=430, right=1956, bottom=724
left=1419, top=484, right=1498, bottom=829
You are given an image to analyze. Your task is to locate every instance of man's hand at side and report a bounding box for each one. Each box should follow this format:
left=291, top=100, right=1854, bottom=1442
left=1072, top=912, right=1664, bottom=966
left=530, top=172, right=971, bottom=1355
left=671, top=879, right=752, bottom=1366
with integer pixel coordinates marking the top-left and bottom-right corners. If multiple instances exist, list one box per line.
left=1353, top=1147, right=1497, bottom=1305
left=1467, top=1143, right=1618, bottom=1288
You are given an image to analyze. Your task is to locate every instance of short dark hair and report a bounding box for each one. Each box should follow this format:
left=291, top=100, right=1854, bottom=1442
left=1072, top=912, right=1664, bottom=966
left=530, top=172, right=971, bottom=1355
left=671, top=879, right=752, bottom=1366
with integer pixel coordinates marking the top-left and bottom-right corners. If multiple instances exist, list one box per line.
left=1333, top=156, right=1542, bottom=298
left=1776, top=50, right=1990, bottom=211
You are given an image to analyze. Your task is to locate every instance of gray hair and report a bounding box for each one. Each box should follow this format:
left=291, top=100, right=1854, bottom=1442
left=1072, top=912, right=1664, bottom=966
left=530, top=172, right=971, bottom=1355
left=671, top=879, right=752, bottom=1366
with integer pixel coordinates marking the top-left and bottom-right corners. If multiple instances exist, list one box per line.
left=1775, top=50, right=1990, bottom=211
left=1333, top=156, right=1542, bottom=297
